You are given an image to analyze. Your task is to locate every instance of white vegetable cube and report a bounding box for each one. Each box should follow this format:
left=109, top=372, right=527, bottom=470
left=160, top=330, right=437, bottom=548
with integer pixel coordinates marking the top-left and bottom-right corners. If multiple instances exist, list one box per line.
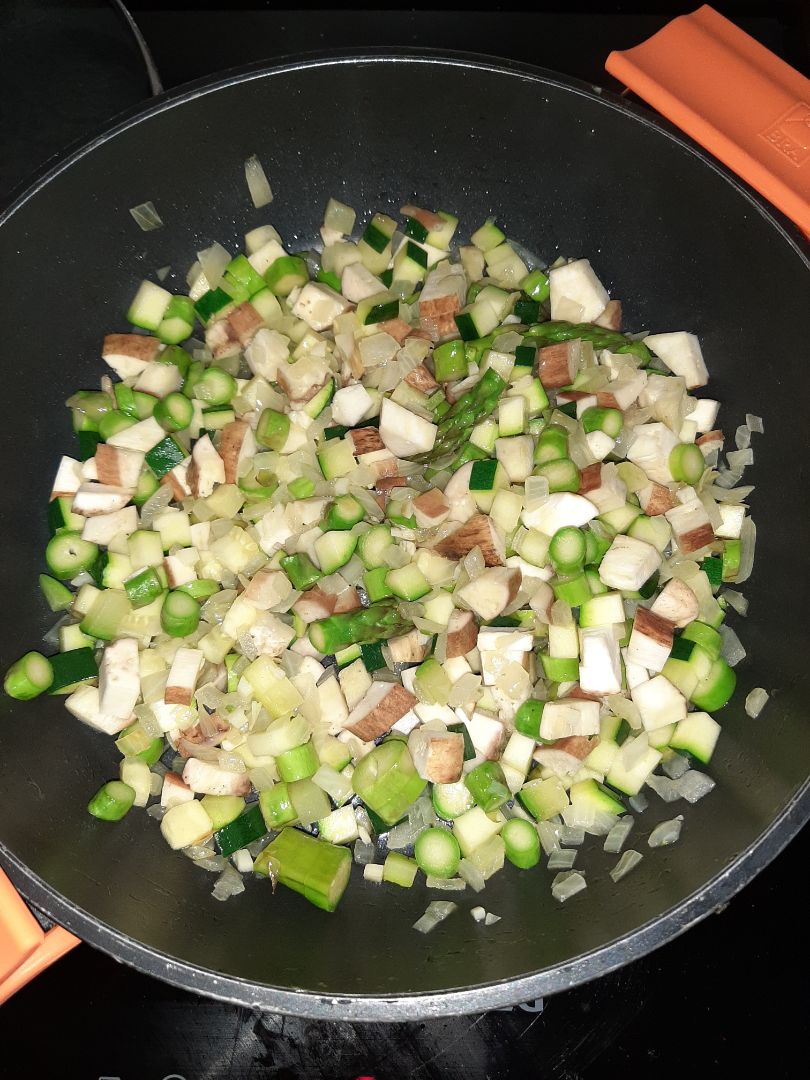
left=644, top=331, right=709, bottom=389
left=164, top=648, right=204, bottom=707
left=522, top=492, right=597, bottom=534
left=626, top=608, right=673, bottom=674
left=598, top=535, right=661, bottom=592
left=331, top=384, right=373, bottom=427
left=501, top=730, right=536, bottom=777
left=160, top=800, right=214, bottom=850
left=685, top=398, right=720, bottom=433
left=290, top=282, right=350, bottom=331
left=549, top=258, right=609, bottom=322
left=626, top=423, right=680, bottom=485
left=98, top=638, right=140, bottom=720
left=495, top=435, right=533, bottom=483
left=539, top=699, right=601, bottom=740
left=621, top=647, right=650, bottom=690
left=245, top=328, right=290, bottom=381
left=462, top=709, right=505, bottom=760
left=630, top=675, right=687, bottom=731
left=120, top=758, right=152, bottom=807
left=578, top=626, right=622, bottom=695
left=340, top=263, right=383, bottom=303
left=715, top=504, right=746, bottom=540
left=378, top=398, right=437, bottom=458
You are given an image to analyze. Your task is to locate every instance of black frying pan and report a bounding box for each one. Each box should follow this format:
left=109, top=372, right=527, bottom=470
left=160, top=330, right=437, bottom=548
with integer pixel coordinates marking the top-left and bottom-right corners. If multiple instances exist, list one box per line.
left=0, top=53, right=808, bottom=1020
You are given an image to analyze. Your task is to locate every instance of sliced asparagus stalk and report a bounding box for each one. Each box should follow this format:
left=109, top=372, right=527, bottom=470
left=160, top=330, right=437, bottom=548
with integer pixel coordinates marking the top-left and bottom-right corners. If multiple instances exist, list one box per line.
left=308, top=601, right=410, bottom=654
left=254, top=826, right=352, bottom=912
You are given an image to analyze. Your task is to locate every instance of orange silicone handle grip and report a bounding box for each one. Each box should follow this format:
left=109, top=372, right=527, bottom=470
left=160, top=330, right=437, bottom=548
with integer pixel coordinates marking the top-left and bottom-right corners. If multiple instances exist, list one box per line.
left=606, top=4, right=810, bottom=237
left=0, top=866, right=80, bottom=1005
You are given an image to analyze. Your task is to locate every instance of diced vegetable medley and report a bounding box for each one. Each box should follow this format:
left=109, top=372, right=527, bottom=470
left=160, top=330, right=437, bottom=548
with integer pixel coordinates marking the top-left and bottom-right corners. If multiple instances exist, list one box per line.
left=4, top=191, right=763, bottom=920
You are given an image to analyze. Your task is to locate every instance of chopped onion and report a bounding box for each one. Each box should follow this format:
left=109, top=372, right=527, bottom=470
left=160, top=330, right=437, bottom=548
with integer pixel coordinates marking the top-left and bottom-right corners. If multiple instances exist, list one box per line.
left=129, top=201, right=163, bottom=231
left=603, top=816, right=634, bottom=854
left=645, top=773, right=681, bottom=803
left=735, top=517, right=757, bottom=584
left=471, top=906, right=487, bottom=922
left=212, top=863, right=246, bottom=901
left=745, top=687, right=769, bottom=718
left=462, top=545, right=485, bottom=580
left=610, top=849, right=643, bottom=882
left=677, top=771, right=716, bottom=803
left=559, top=825, right=585, bottom=847
left=719, top=623, right=746, bottom=667
left=734, top=425, right=751, bottom=450
left=709, top=484, right=755, bottom=504
left=550, top=600, right=572, bottom=627
left=140, top=484, right=173, bottom=527
left=727, top=448, right=753, bottom=470
left=244, top=154, right=273, bottom=208
left=629, top=792, right=649, bottom=814
left=426, top=876, right=466, bottom=890
left=457, top=858, right=486, bottom=892
left=547, top=848, right=577, bottom=870
left=648, top=815, right=684, bottom=848
left=353, top=841, right=376, bottom=865
left=385, top=818, right=420, bottom=850
left=745, top=413, right=764, bottom=434
left=537, top=820, right=561, bottom=855
left=721, top=588, right=749, bottom=616
left=484, top=912, right=501, bottom=926
left=146, top=803, right=167, bottom=821
left=551, top=871, right=587, bottom=902
left=413, top=900, right=457, bottom=934
left=197, top=241, right=231, bottom=290
left=661, top=752, right=691, bottom=780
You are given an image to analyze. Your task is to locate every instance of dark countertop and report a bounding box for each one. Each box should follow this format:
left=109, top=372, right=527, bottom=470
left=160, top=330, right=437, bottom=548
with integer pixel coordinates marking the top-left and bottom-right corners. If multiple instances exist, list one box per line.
left=0, top=3, right=807, bottom=1077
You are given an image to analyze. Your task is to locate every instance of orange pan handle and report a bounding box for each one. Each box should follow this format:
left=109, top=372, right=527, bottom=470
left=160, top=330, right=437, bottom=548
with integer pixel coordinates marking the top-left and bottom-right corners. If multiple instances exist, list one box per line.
left=0, top=866, right=80, bottom=1005
left=606, top=4, right=810, bottom=238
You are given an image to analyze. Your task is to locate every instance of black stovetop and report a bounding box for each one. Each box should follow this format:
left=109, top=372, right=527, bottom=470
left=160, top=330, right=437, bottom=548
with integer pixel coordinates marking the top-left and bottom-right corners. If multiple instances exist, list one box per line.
left=0, top=3, right=807, bottom=1077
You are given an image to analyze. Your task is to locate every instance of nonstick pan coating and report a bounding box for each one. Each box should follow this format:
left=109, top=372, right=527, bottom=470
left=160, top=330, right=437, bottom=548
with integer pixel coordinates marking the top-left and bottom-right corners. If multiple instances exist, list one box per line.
left=0, top=53, right=807, bottom=1019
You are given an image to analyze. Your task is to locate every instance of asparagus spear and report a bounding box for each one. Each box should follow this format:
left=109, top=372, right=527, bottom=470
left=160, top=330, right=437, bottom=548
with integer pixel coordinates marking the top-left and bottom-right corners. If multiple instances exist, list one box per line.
left=524, top=320, right=653, bottom=364
left=308, top=601, right=410, bottom=655
left=424, top=367, right=507, bottom=463
left=254, top=826, right=352, bottom=911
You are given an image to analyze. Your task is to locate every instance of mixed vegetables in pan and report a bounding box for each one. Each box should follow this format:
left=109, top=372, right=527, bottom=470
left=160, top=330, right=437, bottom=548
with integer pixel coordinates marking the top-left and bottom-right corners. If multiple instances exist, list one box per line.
left=4, top=191, right=766, bottom=922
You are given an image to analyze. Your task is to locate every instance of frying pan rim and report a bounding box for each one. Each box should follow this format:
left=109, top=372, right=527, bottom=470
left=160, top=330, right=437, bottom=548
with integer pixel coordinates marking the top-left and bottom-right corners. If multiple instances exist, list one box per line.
left=0, top=48, right=807, bottom=1020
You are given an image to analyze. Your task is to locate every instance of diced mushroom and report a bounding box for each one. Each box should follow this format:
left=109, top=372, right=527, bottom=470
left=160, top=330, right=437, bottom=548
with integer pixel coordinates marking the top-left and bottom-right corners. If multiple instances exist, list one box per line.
left=522, top=492, right=597, bottom=534
left=102, top=333, right=160, bottom=378
left=665, top=497, right=715, bottom=554
left=218, top=421, right=257, bottom=485
left=446, top=609, right=479, bottom=658
left=412, top=488, right=450, bottom=529
left=408, top=728, right=465, bottom=784
left=463, top=709, right=505, bottom=760
left=456, top=567, right=521, bottom=622
left=386, top=629, right=430, bottom=664
left=160, top=463, right=191, bottom=501
left=377, top=318, right=413, bottom=344
left=64, top=684, right=132, bottom=736
left=293, top=587, right=336, bottom=623
left=160, top=772, right=194, bottom=810
left=696, top=430, right=724, bottom=457
left=94, top=444, right=145, bottom=492
left=598, top=535, right=661, bottom=592
left=433, top=513, right=505, bottom=566
left=549, top=259, right=609, bottom=322
left=348, top=426, right=385, bottom=455
left=331, top=384, right=373, bottom=427
left=375, top=475, right=408, bottom=497
left=442, top=461, right=477, bottom=523
left=404, top=364, right=440, bottom=394
left=593, top=299, right=622, bottom=331
left=637, top=481, right=677, bottom=516
left=626, top=422, right=680, bottom=484
left=627, top=607, right=674, bottom=673
left=242, top=569, right=292, bottom=610
left=99, top=638, right=140, bottom=720
left=50, top=456, right=84, bottom=500
left=72, top=483, right=132, bottom=517
left=578, top=626, right=622, bottom=695
left=248, top=614, right=296, bottom=657
left=81, top=505, right=139, bottom=545
left=535, top=340, right=580, bottom=389
left=187, top=434, right=225, bottom=498
left=276, top=353, right=332, bottom=405
left=182, top=757, right=250, bottom=797
left=650, top=577, right=700, bottom=630
left=345, top=682, right=418, bottom=741
left=378, top=398, right=437, bottom=458
left=644, top=332, right=708, bottom=390
left=341, top=263, right=384, bottom=303
left=164, top=648, right=204, bottom=706
left=533, top=735, right=598, bottom=776
left=164, top=554, right=197, bottom=589
left=686, top=399, right=720, bottom=433
left=578, top=462, right=627, bottom=514
left=418, top=266, right=466, bottom=341
left=290, top=282, right=350, bottom=331
left=244, top=328, right=291, bottom=381
left=333, top=587, right=362, bottom=614
left=176, top=714, right=230, bottom=759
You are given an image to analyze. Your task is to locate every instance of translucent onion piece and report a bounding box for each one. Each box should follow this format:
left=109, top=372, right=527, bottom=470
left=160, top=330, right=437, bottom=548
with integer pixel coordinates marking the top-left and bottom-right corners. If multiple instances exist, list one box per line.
left=212, top=863, right=246, bottom=901
left=629, top=792, right=649, bottom=814
left=536, top=820, right=561, bottom=855
left=559, top=825, right=585, bottom=847
left=353, top=841, right=376, bottom=865
left=146, top=803, right=167, bottom=820
left=448, top=672, right=483, bottom=708
left=735, top=517, right=757, bottom=584
left=457, top=859, right=486, bottom=892
left=721, top=589, right=749, bottom=616
left=140, top=484, right=173, bottom=527
left=426, top=876, right=467, bottom=891
left=610, top=849, right=643, bottom=882
left=645, top=773, right=682, bottom=803
left=708, top=484, right=755, bottom=504
left=745, top=413, right=764, bottom=434
left=413, top=900, right=457, bottom=934
left=550, top=600, right=573, bottom=627
left=661, top=752, right=691, bottom=780
left=129, top=201, right=163, bottom=231
left=197, top=241, right=231, bottom=290
left=462, top=545, right=485, bottom=580
left=524, top=475, right=550, bottom=512
left=244, top=154, right=274, bottom=208
left=547, top=848, right=577, bottom=870
left=719, top=624, right=746, bottom=667
left=648, top=816, right=684, bottom=847
left=484, top=912, right=502, bottom=926
left=735, top=425, right=751, bottom=450
left=745, top=686, right=769, bottom=718
left=386, top=818, right=421, bottom=850
left=727, top=448, right=754, bottom=470
left=471, top=906, right=487, bottom=922
left=603, top=816, right=634, bottom=854
left=677, top=771, right=716, bottom=804
left=551, top=871, right=587, bottom=902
